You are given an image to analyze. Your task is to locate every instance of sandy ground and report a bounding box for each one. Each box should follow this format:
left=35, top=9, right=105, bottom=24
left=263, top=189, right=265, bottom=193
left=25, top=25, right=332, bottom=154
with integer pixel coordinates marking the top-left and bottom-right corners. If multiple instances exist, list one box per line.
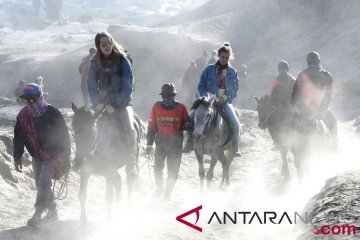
left=0, top=104, right=359, bottom=240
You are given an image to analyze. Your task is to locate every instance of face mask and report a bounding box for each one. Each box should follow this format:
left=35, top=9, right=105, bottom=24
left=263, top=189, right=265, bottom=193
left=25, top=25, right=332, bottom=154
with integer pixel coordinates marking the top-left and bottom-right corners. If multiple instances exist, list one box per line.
left=26, top=95, right=48, bottom=117
left=162, top=95, right=175, bottom=107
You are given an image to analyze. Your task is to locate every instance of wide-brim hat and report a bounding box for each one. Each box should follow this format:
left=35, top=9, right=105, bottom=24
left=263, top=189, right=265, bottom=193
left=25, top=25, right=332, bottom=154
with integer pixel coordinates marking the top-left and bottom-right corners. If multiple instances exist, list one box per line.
left=159, top=83, right=177, bottom=95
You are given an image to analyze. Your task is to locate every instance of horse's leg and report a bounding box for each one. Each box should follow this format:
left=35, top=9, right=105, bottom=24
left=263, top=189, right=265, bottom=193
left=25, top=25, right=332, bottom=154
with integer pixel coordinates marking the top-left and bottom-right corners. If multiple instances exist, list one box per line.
left=218, top=153, right=227, bottom=187
left=280, top=148, right=290, bottom=179
left=206, top=153, right=218, bottom=188
left=293, top=146, right=305, bottom=183
left=105, top=174, right=114, bottom=219
left=79, top=168, right=90, bottom=223
left=113, top=171, right=122, bottom=204
left=194, top=147, right=205, bottom=192
left=224, top=155, right=232, bottom=187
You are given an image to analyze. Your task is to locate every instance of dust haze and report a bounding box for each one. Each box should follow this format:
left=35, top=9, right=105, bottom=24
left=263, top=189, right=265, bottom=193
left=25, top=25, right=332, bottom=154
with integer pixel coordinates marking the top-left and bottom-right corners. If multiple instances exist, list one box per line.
left=1, top=0, right=360, bottom=240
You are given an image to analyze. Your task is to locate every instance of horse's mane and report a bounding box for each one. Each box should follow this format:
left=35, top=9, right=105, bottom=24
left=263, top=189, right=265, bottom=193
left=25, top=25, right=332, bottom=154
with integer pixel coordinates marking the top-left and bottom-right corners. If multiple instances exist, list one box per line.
left=191, top=97, right=210, bottom=110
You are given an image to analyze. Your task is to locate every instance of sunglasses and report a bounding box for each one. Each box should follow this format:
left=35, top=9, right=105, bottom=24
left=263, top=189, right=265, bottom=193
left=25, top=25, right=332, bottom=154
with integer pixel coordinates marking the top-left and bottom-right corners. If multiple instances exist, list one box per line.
left=21, top=97, right=37, bottom=104
left=100, top=41, right=113, bottom=48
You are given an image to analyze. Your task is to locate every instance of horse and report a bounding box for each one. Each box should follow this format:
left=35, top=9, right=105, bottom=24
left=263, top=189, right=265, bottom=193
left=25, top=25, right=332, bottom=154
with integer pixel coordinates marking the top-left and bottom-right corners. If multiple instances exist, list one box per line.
left=71, top=103, right=144, bottom=222
left=191, top=95, right=238, bottom=189
left=254, top=95, right=333, bottom=181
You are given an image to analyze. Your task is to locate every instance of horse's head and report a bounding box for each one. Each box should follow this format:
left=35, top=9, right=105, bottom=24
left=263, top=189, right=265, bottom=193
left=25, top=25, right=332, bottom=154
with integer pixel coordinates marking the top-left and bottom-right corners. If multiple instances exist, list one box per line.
left=254, top=95, right=275, bottom=130
left=191, top=94, right=216, bottom=139
left=71, top=103, right=99, bottom=160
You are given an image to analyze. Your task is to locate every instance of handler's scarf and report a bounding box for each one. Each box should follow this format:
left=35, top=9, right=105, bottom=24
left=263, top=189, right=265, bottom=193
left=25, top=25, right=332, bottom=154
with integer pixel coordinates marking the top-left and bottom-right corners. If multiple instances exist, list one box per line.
left=26, top=95, right=49, bottom=117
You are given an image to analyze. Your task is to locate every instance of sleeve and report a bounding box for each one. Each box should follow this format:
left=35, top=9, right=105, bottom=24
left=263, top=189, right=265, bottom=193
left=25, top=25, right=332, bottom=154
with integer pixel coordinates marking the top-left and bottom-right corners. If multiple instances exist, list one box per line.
left=87, top=61, right=101, bottom=105
left=146, top=104, right=158, bottom=145
left=78, top=61, right=82, bottom=74
left=198, top=67, right=209, bottom=97
left=181, top=105, right=191, bottom=130
left=13, top=120, right=25, bottom=164
left=54, top=110, right=71, bottom=161
left=233, top=70, right=239, bottom=99
left=320, top=74, right=333, bottom=111
left=291, top=75, right=303, bottom=106
left=269, top=80, right=280, bottom=97
left=115, top=57, right=134, bottom=107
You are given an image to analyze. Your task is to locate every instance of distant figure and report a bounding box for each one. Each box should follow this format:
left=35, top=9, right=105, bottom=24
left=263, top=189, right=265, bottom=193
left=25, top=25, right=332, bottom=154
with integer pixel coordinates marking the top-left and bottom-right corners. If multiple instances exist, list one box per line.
left=195, top=50, right=209, bottom=73
left=208, top=50, right=218, bottom=64
left=182, top=61, right=198, bottom=107
left=292, top=51, right=338, bottom=147
left=43, top=0, right=63, bottom=21
left=237, top=64, right=248, bottom=108
left=146, top=83, right=190, bottom=200
left=269, top=61, right=295, bottom=109
left=15, top=80, right=27, bottom=102
left=13, top=83, right=71, bottom=227
left=78, top=48, right=96, bottom=105
left=32, top=0, right=42, bottom=17
left=35, top=76, right=48, bottom=98
left=267, top=61, right=295, bottom=150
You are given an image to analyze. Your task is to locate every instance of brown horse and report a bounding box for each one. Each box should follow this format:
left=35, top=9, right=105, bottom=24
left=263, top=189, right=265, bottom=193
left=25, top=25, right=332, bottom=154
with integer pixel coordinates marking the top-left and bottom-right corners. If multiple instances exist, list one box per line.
left=254, top=95, right=333, bottom=181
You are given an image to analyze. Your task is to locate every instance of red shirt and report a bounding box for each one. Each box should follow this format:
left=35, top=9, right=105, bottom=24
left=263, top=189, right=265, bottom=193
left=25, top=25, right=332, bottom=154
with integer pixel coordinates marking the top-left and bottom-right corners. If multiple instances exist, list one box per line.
left=148, top=101, right=190, bottom=145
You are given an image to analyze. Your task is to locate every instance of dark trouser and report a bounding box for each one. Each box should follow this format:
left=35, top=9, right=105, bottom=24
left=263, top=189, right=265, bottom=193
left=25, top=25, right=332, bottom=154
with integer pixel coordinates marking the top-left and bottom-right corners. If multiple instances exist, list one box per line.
left=81, top=81, right=89, bottom=106
left=32, top=158, right=56, bottom=214
left=154, top=144, right=182, bottom=194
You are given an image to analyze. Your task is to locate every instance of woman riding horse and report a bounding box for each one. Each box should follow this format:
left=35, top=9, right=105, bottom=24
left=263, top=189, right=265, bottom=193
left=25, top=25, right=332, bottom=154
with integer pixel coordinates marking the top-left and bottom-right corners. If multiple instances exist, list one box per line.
left=183, top=42, right=241, bottom=156
left=84, top=32, right=138, bottom=186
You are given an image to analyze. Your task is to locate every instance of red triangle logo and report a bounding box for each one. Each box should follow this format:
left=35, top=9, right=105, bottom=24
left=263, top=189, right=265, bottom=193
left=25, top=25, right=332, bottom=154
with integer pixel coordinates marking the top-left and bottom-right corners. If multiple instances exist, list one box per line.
left=176, top=205, right=202, bottom=232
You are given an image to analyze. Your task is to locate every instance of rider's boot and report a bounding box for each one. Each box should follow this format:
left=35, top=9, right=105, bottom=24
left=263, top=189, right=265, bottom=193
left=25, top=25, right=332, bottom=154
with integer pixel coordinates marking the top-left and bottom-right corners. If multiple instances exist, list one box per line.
left=232, top=141, right=241, bottom=157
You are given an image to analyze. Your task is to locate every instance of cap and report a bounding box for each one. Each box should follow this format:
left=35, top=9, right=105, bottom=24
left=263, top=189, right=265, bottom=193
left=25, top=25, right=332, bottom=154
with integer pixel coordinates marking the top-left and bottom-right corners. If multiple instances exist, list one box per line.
left=20, top=83, right=42, bottom=99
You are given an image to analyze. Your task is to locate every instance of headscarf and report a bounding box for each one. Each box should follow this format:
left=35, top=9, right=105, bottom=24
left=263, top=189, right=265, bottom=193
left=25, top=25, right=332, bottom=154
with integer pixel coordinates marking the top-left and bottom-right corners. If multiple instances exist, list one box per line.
left=26, top=94, right=49, bottom=117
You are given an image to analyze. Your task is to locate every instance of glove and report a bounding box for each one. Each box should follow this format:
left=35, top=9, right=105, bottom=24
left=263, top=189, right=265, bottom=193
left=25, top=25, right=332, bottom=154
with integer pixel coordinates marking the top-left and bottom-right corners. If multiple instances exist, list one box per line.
left=95, top=103, right=104, bottom=112
left=221, top=95, right=228, bottom=102
left=216, top=95, right=227, bottom=103
left=184, top=122, right=192, bottom=130
left=105, top=105, right=114, bottom=114
left=145, top=145, right=154, bottom=155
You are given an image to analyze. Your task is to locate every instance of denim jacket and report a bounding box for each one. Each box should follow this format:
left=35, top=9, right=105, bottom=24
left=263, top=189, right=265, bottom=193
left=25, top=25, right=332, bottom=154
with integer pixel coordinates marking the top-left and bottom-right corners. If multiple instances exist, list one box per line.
left=197, top=64, right=239, bottom=103
left=87, top=57, right=133, bottom=107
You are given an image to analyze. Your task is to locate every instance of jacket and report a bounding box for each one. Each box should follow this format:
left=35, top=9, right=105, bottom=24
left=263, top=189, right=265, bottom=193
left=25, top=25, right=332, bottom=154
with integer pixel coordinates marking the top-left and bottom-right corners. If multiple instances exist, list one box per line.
left=198, top=63, right=239, bottom=104
left=291, top=64, right=333, bottom=114
left=87, top=56, right=133, bottom=108
left=13, top=105, right=71, bottom=177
